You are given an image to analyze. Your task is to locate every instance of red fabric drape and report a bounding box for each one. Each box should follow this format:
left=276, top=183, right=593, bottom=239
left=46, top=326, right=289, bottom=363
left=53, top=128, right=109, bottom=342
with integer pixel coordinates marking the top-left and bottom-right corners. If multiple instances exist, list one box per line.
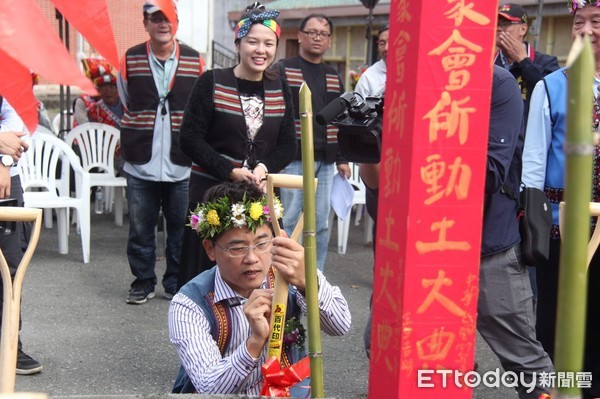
left=0, top=0, right=96, bottom=132
left=51, top=0, right=120, bottom=69
left=0, top=51, right=38, bottom=132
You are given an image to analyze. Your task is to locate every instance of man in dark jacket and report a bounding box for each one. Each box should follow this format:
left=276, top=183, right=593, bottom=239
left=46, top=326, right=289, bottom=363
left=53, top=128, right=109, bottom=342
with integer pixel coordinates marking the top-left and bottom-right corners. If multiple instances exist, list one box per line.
left=272, top=14, right=350, bottom=271
left=477, top=66, right=553, bottom=399
left=496, top=3, right=559, bottom=304
left=495, top=3, right=559, bottom=118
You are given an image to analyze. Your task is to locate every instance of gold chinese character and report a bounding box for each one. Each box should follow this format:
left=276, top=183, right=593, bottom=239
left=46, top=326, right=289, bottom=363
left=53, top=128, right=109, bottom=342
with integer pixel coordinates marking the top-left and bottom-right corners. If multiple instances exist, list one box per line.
left=375, top=261, right=399, bottom=311
left=415, top=217, right=472, bottom=253
left=383, top=148, right=402, bottom=198
left=423, top=91, right=475, bottom=145
left=445, top=0, right=491, bottom=27
left=421, top=155, right=471, bottom=205
left=380, top=209, right=400, bottom=251
left=394, top=0, right=411, bottom=23
left=385, top=90, right=407, bottom=137
left=394, top=31, right=411, bottom=83
left=417, top=270, right=467, bottom=317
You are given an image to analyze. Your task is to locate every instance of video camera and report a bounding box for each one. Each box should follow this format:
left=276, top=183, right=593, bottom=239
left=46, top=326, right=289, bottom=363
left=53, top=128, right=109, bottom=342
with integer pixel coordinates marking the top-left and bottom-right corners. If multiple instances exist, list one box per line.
left=316, top=92, right=383, bottom=164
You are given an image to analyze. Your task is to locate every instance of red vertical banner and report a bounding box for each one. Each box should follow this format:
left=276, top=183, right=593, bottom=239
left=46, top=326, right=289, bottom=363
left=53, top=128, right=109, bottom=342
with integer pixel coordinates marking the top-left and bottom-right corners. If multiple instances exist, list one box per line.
left=368, top=1, right=498, bottom=398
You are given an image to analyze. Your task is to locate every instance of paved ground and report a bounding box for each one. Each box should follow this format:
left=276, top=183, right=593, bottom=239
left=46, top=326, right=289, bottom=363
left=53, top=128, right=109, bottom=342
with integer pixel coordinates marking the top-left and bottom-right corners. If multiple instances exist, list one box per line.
left=11, top=210, right=518, bottom=398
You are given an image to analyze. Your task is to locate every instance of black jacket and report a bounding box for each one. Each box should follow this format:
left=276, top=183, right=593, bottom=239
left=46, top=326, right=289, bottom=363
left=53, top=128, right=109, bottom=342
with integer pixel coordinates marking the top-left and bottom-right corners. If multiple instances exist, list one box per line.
left=495, top=43, right=560, bottom=119
left=481, top=66, right=524, bottom=256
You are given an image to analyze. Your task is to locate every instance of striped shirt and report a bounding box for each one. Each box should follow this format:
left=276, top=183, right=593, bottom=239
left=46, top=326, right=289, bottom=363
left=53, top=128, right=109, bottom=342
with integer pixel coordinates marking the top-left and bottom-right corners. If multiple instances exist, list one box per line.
left=168, top=267, right=351, bottom=395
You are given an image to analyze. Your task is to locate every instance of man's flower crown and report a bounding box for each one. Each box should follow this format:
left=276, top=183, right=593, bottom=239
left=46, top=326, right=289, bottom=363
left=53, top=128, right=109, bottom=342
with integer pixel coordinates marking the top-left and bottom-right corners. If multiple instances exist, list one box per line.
left=568, top=0, right=600, bottom=14
left=189, top=194, right=284, bottom=239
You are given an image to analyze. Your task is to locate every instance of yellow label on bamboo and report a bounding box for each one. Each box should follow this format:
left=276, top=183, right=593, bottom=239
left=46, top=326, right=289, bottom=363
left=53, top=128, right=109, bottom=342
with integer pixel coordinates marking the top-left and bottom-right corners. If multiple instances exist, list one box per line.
left=267, top=302, right=286, bottom=358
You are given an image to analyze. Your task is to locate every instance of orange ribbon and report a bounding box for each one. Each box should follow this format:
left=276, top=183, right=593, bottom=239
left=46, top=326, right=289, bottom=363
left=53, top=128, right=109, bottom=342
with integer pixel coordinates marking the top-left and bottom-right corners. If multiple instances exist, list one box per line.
left=260, top=356, right=311, bottom=398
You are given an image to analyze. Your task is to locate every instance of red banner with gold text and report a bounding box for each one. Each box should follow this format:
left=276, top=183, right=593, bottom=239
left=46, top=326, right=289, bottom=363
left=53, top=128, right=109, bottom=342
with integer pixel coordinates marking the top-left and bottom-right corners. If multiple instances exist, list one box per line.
left=369, top=1, right=498, bottom=398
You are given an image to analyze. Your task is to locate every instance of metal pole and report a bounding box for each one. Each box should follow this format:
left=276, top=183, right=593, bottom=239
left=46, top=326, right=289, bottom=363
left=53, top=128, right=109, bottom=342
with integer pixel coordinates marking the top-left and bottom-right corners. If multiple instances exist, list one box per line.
left=366, top=6, right=374, bottom=66
left=532, top=0, right=545, bottom=50
left=56, top=9, right=65, bottom=136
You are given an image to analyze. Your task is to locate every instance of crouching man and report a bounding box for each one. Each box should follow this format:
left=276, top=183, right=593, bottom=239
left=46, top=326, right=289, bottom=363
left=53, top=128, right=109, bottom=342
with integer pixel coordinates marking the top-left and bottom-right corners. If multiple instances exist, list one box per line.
left=168, top=181, right=351, bottom=394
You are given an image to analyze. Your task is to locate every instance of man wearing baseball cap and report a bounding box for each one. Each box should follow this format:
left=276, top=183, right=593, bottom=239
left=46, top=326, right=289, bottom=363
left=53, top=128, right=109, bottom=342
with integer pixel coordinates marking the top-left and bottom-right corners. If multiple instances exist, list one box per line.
left=117, top=1, right=206, bottom=305
left=495, top=3, right=559, bottom=118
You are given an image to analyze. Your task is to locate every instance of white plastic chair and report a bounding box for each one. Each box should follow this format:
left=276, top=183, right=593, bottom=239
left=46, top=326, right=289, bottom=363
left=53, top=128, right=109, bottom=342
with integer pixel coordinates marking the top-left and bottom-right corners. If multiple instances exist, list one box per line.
left=64, top=122, right=127, bottom=226
left=17, top=133, right=91, bottom=263
left=329, top=162, right=373, bottom=254
left=33, top=125, right=64, bottom=229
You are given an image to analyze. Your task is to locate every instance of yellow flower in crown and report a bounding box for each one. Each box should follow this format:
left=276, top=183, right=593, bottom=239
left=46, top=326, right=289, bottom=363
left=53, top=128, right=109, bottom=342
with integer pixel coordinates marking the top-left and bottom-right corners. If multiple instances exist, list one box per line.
left=249, top=202, right=264, bottom=221
left=206, top=209, right=221, bottom=226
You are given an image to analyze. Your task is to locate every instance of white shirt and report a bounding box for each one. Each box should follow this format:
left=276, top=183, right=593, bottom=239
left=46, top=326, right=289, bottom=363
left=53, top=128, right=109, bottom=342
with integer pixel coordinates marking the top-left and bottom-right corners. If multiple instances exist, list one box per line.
left=355, top=59, right=387, bottom=99
left=0, top=98, right=26, bottom=177
left=522, top=75, right=600, bottom=190
left=168, top=267, right=352, bottom=395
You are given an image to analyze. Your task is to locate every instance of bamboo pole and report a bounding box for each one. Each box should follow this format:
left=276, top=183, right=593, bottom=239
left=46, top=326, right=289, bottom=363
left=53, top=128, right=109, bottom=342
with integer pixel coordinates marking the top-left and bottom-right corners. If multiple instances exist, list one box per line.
left=0, top=207, right=43, bottom=393
left=554, top=35, right=594, bottom=399
left=299, top=82, right=324, bottom=398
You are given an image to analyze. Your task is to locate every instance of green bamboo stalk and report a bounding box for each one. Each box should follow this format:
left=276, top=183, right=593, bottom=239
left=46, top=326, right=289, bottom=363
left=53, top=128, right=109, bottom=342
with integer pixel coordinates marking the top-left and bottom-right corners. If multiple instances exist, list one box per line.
left=299, top=82, right=324, bottom=398
left=555, top=35, right=594, bottom=399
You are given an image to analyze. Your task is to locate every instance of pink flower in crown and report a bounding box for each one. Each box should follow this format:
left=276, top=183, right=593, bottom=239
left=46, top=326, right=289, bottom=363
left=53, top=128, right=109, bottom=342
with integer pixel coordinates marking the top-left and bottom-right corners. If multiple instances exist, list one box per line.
left=190, top=209, right=205, bottom=232
left=190, top=214, right=200, bottom=230
left=263, top=205, right=271, bottom=222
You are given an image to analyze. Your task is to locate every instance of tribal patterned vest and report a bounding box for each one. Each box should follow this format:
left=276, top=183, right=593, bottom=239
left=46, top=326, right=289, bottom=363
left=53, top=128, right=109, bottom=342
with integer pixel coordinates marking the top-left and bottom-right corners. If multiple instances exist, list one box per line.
left=120, top=41, right=201, bottom=165
left=280, top=57, right=342, bottom=163
left=189, top=68, right=286, bottom=201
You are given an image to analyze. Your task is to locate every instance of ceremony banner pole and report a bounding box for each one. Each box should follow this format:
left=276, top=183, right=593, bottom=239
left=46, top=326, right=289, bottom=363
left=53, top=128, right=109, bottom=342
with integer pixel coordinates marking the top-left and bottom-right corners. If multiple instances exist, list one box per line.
left=299, top=82, right=324, bottom=398
left=554, top=35, right=594, bottom=399
left=368, top=1, right=498, bottom=397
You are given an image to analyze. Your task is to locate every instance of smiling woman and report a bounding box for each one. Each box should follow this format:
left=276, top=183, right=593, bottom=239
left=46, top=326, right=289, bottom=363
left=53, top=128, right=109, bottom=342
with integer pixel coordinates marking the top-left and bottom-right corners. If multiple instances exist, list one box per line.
left=176, top=1, right=297, bottom=288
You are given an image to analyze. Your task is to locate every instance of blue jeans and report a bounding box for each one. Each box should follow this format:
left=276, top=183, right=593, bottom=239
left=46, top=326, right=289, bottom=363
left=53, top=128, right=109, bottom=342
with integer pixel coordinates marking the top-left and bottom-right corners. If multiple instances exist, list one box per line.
left=280, top=160, right=334, bottom=271
left=126, top=175, right=189, bottom=291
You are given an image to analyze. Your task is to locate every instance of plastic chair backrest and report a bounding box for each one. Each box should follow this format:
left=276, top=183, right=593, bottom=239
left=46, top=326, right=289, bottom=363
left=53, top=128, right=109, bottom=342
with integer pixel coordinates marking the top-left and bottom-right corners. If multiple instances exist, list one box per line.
left=64, top=122, right=120, bottom=176
left=18, top=133, right=86, bottom=198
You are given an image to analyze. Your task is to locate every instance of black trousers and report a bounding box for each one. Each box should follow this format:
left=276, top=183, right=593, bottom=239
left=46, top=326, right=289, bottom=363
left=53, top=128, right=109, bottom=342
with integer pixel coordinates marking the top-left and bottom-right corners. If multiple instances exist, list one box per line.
left=0, top=175, right=26, bottom=350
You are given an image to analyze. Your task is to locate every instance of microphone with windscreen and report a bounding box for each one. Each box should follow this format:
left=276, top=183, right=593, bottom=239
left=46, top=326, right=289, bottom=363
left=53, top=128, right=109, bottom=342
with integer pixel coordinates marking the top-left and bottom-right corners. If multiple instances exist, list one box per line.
left=315, top=92, right=357, bottom=125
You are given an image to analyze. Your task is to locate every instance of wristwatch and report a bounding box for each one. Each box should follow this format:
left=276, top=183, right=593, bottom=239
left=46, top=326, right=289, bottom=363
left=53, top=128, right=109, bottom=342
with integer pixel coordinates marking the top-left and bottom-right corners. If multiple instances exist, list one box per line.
left=1, top=155, right=14, bottom=167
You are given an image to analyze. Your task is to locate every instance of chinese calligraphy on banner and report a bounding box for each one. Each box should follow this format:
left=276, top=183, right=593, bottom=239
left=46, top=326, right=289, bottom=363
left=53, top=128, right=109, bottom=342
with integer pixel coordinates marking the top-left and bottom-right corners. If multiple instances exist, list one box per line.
left=368, top=1, right=498, bottom=398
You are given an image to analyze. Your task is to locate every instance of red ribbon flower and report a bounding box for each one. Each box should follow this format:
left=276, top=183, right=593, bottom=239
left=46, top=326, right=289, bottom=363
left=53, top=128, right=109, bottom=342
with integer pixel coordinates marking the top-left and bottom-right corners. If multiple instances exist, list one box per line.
left=260, top=356, right=311, bottom=397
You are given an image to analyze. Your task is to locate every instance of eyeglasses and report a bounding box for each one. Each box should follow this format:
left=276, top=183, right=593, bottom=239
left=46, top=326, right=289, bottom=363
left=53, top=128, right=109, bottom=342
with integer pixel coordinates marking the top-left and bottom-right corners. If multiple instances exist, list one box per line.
left=214, top=238, right=274, bottom=257
left=147, top=15, right=170, bottom=24
left=497, top=20, right=523, bottom=29
left=301, top=30, right=332, bottom=39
